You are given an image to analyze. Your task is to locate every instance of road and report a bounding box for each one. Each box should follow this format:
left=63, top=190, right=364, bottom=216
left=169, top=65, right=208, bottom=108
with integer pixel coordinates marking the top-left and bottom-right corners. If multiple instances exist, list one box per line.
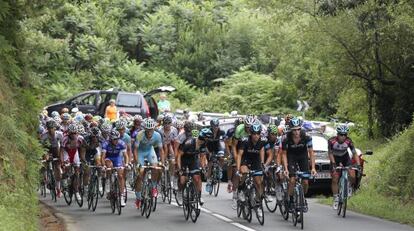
left=40, top=184, right=414, bottom=231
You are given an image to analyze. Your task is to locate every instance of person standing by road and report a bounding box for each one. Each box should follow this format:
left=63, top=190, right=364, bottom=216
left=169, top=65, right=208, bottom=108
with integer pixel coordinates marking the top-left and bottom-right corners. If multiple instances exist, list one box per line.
left=105, top=99, right=118, bottom=122
left=157, top=93, right=171, bottom=113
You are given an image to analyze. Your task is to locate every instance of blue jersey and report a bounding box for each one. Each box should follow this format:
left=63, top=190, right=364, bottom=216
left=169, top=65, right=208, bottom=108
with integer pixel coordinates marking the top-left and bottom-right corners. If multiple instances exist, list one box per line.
left=120, top=133, right=131, bottom=146
left=135, top=130, right=163, bottom=153
left=102, top=140, right=127, bottom=159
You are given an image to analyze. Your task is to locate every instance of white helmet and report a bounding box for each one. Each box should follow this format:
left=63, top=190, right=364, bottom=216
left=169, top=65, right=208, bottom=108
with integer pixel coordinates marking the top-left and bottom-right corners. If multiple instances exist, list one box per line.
left=71, top=107, right=79, bottom=113
left=144, top=118, right=156, bottom=130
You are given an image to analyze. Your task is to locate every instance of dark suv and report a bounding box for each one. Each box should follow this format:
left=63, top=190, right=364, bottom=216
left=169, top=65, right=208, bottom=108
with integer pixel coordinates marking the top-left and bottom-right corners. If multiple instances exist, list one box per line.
left=44, top=86, right=175, bottom=119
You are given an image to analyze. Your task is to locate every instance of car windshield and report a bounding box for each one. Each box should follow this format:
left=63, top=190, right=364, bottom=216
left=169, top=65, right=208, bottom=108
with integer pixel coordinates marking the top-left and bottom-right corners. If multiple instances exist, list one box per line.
left=117, top=94, right=141, bottom=107
left=312, top=135, right=329, bottom=159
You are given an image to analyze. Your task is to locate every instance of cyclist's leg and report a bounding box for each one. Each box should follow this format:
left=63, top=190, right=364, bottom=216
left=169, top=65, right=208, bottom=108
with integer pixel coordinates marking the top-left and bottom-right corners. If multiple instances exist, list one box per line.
left=72, top=150, right=81, bottom=192
left=287, top=155, right=297, bottom=197
left=331, top=155, right=341, bottom=195
left=149, top=149, right=160, bottom=184
left=298, top=155, right=310, bottom=194
left=134, top=151, right=146, bottom=201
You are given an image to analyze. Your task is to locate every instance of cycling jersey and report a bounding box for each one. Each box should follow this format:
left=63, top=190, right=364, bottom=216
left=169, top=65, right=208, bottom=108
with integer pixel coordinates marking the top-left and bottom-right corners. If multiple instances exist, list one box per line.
left=239, top=136, right=266, bottom=172
left=328, top=136, right=356, bottom=167
left=83, top=135, right=102, bottom=164
left=205, top=129, right=225, bottom=156
left=159, top=126, right=178, bottom=145
left=282, top=131, right=312, bottom=176
left=135, top=130, right=162, bottom=165
left=102, top=140, right=126, bottom=168
left=234, top=124, right=249, bottom=140
left=62, top=135, right=84, bottom=166
left=40, top=131, right=64, bottom=157
left=179, top=135, right=200, bottom=174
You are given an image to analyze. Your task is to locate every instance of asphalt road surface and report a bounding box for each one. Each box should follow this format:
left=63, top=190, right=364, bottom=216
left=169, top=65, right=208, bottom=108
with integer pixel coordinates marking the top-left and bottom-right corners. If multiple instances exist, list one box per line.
left=40, top=183, right=414, bottom=231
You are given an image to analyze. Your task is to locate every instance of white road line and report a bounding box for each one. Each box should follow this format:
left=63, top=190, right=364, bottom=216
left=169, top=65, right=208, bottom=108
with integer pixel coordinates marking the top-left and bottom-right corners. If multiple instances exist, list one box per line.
left=212, top=213, right=233, bottom=222
left=128, top=188, right=256, bottom=231
left=231, top=222, right=257, bottom=231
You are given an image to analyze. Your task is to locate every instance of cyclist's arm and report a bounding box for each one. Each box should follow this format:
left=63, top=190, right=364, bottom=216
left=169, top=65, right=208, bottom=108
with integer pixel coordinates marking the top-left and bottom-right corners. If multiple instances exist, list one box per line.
left=260, top=147, right=265, bottom=166
left=121, top=149, right=128, bottom=166
left=232, top=138, right=239, bottom=163
left=237, top=148, right=243, bottom=172
left=308, top=147, right=316, bottom=172
left=265, top=148, right=273, bottom=166
left=281, top=150, right=288, bottom=173
left=327, top=141, right=335, bottom=165
left=126, top=142, right=132, bottom=164
left=177, top=149, right=183, bottom=170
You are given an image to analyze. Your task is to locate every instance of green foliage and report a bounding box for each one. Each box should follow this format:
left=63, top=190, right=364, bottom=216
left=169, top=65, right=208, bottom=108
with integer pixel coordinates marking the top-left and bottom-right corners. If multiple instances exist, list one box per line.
left=192, top=70, right=297, bottom=114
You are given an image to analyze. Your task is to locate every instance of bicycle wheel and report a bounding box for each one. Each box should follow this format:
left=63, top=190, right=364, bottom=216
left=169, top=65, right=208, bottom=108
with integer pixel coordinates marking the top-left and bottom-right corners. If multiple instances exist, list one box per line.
left=264, top=174, right=277, bottom=213
left=213, top=179, right=220, bottom=197
left=281, top=197, right=289, bottom=220
left=166, top=170, right=172, bottom=204
left=63, top=178, right=72, bottom=206
left=75, top=175, right=84, bottom=207
left=47, top=169, right=57, bottom=202
left=91, top=175, right=99, bottom=212
left=298, top=187, right=304, bottom=230
left=161, top=173, right=167, bottom=203
left=256, top=198, right=265, bottom=225
left=237, top=200, right=242, bottom=218
left=175, top=189, right=183, bottom=206
left=87, top=180, right=93, bottom=210
left=245, top=194, right=253, bottom=223
left=342, top=179, right=348, bottom=218
left=128, top=167, right=136, bottom=189
left=190, top=183, right=200, bottom=223
left=337, top=177, right=345, bottom=216
left=152, top=186, right=158, bottom=212
left=182, top=186, right=190, bottom=221
left=292, top=195, right=298, bottom=227
left=144, top=181, right=153, bottom=218
left=99, top=177, right=106, bottom=198
left=114, top=177, right=122, bottom=215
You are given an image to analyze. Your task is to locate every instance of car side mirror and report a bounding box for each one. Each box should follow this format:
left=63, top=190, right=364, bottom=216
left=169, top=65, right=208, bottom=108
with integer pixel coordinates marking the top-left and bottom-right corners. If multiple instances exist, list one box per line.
left=365, top=150, right=373, bottom=155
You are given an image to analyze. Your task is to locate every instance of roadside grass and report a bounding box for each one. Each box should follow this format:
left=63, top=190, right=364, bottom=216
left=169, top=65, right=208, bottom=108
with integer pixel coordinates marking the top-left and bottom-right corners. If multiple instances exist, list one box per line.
left=318, top=124, right=414, bottom=227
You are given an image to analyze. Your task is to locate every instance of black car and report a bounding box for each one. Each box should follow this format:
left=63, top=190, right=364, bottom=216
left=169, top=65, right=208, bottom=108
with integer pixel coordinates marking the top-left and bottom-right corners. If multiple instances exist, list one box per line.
left=44, top=86, right=175, bottom=119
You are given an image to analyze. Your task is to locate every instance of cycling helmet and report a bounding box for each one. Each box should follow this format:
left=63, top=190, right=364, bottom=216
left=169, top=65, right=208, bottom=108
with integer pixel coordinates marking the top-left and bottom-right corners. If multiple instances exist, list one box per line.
left=77, top=123, right=85, bottom=134
left=115, top=120, right=127, bottom=130
left=144, top=118, right=156, bottom=130
left=184, top=121, right=194, bottom=133
left=68, top=123, right=78, bottom=134
left=84, top=114, right=93, bottom=122
left=175, top=120, right=184, bottom=129
left=199, top=128, right=213, bottom=139
left=336, top=124, right=349, bottom=135
left=191, top=129, right=199, bottom=138
left=157, top=114, right=164, bottom=122
left=100, top=123, right=112, bottom=134
left=37, top=125, right=45, bottom=134
left=133, top=115, right=143, bottom=122
left=62, top=113, right=71, bottom=121
left=90, top=127, right=101, bottom=137
left=267, top=124, right=278, bottom=135
left=163, top=116, right=173, bottom=125
left=250, top=123, right=262, bottom=134
left=244, top=115, right=256, bottom=126
left=110, top=129, right=120, bottom=140
left=71, top=107, right=79, bottom=113
left=289, top=117, right=302, bottom=129
left=210, top=118, right=220, bottom=127
left=74, top=114, right=84, bottom=123
left=46, top=119, right=57, bottom=129
left=51, top=111, right=59, bottom=118
left=283, top=125, right=290, bottom=134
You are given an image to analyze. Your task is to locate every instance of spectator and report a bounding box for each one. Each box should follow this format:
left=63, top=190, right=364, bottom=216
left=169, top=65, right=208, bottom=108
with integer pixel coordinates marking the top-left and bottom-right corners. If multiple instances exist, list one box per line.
left=157, top=93, right=171, bottom=113
left=105, top=99, right=118, bottom=122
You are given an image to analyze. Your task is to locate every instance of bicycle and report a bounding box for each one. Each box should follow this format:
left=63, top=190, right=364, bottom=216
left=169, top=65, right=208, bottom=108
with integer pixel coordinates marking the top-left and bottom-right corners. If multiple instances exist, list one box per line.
left=181, top=167, right=201, bottom=223
left=276, top=166, right=289, bottom=220
left=140, top=162, right=162, bottom=218
left=209, top=153, right=222, bottom=197
left=236, top=169, right=265, bottom=225
left=160, top=160, right=172, bottom=204
left=289, top=168, right=311, bottom=230
left=335, top=165, right=359, bottom=218
left=62, top=163, right=84, bottom=207
left=40, top=157, right=59, bottom=202
left=105, top=166, right=123, bottom=215
left=87, top=165, right=101, bottom=212
left=263, top=164, right=278, bottom=213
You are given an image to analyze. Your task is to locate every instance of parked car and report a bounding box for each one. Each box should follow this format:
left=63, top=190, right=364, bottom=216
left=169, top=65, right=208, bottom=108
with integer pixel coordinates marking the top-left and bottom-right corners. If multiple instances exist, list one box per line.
left=308, top=131, right=332, bottom=193
left=44, top=86, right=175, bottom=119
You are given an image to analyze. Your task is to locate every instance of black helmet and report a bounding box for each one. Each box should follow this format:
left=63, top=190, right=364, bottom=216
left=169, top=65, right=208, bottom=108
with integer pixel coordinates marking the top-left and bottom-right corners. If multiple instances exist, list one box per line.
left=46, top=119, right=57, bottom=129
left=90, top=127, right=101, bottom=137
left=163, top=116, right=173, bottom=125
left=184, top=121, right=194, bottom=133
left=210, top=118, right=220, bottom=127
left=199, top=128, right=213, bottom=139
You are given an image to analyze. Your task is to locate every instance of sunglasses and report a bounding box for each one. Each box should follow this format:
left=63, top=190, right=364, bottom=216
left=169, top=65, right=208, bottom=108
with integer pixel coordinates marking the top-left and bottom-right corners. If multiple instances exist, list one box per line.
left=338, top=133, right=347, bottom=136
left=251, top=132, right=261, bottom=135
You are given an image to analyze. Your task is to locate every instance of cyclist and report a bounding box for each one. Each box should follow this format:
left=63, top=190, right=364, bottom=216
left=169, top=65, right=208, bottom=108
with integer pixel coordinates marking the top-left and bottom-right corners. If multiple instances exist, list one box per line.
left=101, top=129, right=129, bottom=207
left=225, top=118, right=243, bottom=208
left=281, top=117, right=317, bottom=212
left=60, top=123, right=85, bottom=202
left=40, top=119, right=64, bottom=197
left=177, top=127, right=204, bottom=206
left=204, top=119, right=226, bottom=194
left=329, top=124, right=360, bottom=210
left=159, top=116, right=179, bottom=189
left=236, top=122, right=266, bottom=218
left=133, top=118, right=164, bottom=209
left=82, top=126, right=103, bottom=192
